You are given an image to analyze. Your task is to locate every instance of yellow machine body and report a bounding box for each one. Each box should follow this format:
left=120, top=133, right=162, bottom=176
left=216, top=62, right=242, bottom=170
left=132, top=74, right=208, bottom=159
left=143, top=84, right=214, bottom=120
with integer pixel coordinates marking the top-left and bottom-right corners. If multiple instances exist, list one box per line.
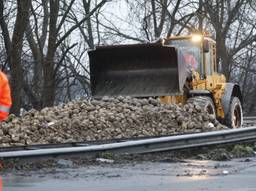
left=159, top=35, right=226, bottom=119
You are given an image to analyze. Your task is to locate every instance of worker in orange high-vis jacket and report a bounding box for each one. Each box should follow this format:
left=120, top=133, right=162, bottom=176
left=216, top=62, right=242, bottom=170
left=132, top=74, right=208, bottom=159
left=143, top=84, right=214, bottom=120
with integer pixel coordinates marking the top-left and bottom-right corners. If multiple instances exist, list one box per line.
left=0, top=71, right=12, bottom=121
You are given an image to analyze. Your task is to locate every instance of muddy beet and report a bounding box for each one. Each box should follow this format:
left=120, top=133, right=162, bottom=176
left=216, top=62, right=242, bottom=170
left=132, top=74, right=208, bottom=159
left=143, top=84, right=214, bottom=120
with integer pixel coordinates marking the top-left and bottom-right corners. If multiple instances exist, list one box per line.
left=0, top=97, right=226, bottom=147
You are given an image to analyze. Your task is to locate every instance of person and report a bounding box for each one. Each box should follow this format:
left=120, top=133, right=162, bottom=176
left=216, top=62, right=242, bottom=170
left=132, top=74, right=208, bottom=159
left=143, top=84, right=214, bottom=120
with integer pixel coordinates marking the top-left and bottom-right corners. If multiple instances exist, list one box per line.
left=0, top=71, right=12, bottom=121
left=183, top=51, right=198, bottom=70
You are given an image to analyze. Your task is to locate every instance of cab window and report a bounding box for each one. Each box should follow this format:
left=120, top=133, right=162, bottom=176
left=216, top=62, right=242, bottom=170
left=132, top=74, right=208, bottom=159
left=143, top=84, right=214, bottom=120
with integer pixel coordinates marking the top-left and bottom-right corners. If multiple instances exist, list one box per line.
left=205, top=44, right=212, bottom=75
left=168, top=39, right=201, bottom=72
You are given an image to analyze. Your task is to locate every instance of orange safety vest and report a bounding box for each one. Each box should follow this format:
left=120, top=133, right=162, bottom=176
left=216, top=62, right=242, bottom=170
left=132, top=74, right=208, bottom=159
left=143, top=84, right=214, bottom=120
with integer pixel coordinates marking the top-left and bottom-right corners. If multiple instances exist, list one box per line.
left=184, top=53, right=198, bottom=70
left=0, top=71, right=12, bottom=121
left=0, top=176, right=2, bottom=191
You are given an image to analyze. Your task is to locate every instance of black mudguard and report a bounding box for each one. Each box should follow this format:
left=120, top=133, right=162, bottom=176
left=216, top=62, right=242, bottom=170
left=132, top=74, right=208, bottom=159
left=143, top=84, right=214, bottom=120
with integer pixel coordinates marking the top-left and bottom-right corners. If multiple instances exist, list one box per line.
left=221, top=83, right=243, bottom=118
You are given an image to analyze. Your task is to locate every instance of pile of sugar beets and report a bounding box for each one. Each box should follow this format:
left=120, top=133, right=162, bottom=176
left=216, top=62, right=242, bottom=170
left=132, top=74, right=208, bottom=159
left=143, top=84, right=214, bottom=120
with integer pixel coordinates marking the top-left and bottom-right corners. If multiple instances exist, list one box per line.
left=0, top=97, right=226, bottom=147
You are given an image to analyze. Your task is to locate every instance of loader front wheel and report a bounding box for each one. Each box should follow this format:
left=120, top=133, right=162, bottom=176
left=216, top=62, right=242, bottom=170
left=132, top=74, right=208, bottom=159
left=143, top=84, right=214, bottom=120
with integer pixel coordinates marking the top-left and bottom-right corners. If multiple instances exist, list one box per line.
left=225, top=97, right=243, bottom=128
left=187, top=96, right=216, bottom=118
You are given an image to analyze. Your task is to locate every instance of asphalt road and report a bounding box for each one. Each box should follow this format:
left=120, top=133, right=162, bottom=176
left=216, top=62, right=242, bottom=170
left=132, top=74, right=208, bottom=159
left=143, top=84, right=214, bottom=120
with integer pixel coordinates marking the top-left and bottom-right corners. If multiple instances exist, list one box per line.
left=2, top=157, right=256, bottom=191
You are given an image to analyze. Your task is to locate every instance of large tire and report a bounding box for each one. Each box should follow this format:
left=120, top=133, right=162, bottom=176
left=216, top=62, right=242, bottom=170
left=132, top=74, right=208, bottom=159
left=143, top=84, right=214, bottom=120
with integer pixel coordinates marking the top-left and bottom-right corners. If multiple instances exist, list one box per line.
left=225, top=97, right=243, bottom=128
left=187, top=96, right=216, bottom=118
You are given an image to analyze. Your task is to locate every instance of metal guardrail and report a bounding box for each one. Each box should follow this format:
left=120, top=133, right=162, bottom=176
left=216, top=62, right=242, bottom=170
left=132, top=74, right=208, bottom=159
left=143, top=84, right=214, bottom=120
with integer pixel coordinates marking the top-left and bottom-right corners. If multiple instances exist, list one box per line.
left=1, top=126, right=256, bottom=159
left=244, top=116, right=256, bottom=121
left=244, top=116, right=256, bottom=126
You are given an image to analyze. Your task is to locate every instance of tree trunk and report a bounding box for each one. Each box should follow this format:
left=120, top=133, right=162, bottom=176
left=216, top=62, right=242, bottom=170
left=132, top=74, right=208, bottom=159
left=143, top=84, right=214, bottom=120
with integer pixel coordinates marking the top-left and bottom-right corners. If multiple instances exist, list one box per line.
left=83, top=0, right=95, bottom=49
left=0, top=0, right=11, bottom=67
left=42, top=0, right=59, bottom=107
left=216, top=33, right=230, bottom=81
left=9, top=0, right=31, bottom=115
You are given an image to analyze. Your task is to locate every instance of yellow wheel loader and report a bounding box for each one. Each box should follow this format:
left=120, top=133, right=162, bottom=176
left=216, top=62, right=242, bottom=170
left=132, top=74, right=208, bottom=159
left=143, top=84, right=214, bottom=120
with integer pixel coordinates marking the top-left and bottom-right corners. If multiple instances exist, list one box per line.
left=88, top=34, right=243, bottom=128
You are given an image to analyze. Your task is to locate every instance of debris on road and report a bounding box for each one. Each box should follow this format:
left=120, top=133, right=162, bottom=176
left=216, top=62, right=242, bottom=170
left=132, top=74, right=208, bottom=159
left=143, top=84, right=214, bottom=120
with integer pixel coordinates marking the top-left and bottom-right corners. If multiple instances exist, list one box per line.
left=96, top=158, right=114, bottom=163
left=57, top=159, right=74, bottom=168
left=222, top=170, right=229, bottom=175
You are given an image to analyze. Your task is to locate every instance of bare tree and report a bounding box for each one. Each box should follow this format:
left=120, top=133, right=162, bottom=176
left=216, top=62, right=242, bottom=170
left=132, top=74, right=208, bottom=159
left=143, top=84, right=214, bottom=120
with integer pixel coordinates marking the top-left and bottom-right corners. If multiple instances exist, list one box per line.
left=97, top=0, right=199, bottom=43
left=0, top=0, right=31, bottom=115
left=204, top=0, right=256, bottom=80
left=23, top=0, right=108, bottom=109
left=25, top=0, right=49, bottom=109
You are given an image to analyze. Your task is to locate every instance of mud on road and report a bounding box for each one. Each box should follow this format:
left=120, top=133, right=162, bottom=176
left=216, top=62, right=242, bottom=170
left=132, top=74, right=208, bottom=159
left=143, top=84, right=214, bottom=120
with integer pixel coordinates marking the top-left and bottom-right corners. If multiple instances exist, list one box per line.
left=1, top=143, right=255, bottom=191
left=0, top=143, right=255, bottom=172
left=2, top=156, right=256, bottom=191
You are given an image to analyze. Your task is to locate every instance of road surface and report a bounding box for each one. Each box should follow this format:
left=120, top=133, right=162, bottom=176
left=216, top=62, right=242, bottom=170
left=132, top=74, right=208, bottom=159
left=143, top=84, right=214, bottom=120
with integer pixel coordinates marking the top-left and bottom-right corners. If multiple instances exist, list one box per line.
left=2, top=157, right=256, bottom=191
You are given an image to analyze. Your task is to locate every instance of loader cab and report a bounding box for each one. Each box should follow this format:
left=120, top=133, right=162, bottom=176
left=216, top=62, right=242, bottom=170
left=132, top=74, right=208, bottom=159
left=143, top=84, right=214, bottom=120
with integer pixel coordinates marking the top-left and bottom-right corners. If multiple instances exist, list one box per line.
left=165, top=35, right=217, bottom=79
left=167, top=39, right=201, bottom=72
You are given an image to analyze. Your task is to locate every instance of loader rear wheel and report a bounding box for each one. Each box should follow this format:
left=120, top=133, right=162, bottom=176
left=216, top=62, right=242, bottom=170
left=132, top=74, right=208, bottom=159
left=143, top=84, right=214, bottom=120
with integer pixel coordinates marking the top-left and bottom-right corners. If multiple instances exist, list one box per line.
left=225, top=97, right=243, bottom=128
left=187, top=96, right=216, bottom=118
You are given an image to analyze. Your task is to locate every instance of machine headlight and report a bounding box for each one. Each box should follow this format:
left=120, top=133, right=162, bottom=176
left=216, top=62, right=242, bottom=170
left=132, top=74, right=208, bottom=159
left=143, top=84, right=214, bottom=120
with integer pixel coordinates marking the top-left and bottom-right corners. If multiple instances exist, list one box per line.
left=191, top=35, right=202, bottom=42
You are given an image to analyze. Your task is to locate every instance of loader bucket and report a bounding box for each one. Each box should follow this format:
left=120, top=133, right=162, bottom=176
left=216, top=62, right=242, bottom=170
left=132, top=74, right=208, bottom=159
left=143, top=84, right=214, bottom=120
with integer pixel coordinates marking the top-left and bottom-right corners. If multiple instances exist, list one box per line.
left=88, top=43, right=190, bottom=98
